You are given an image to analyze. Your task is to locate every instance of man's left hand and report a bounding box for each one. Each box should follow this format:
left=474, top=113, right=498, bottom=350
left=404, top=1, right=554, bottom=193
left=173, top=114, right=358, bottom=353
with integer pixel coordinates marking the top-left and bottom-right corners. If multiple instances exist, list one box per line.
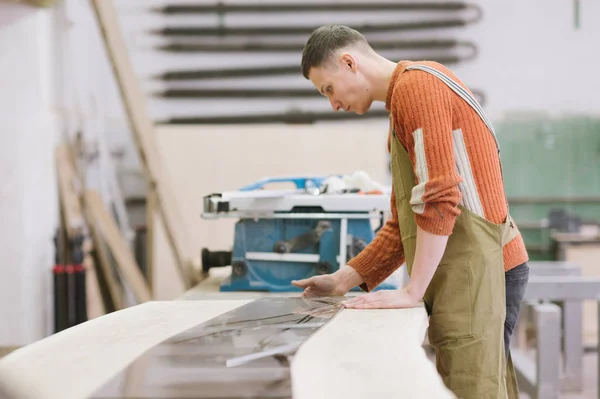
left=342, top=287, right=421, bottom=309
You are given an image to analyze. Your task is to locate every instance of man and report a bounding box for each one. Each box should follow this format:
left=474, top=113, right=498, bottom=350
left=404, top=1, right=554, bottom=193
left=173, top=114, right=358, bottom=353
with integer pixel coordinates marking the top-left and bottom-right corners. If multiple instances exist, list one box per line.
left=291, top=25, right=530, bottom=399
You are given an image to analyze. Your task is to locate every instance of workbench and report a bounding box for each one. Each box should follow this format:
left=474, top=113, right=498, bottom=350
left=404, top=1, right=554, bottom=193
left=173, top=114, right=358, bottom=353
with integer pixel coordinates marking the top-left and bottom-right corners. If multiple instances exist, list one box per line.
left=0, top=277, right=453, bottom=399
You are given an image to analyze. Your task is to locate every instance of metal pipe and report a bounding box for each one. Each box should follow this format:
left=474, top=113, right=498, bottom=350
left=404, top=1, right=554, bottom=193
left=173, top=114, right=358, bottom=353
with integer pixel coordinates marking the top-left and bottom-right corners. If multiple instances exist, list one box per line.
left=157, top=88, right=486, bottom=124
left=156, top=39, right=477, bottom=53
left=154, top=87, right=485, bottom=100
left=156, top=88, right=319, bottom=98
left=152, top=17, right=481, bottom=37
left=153, top=2, right=474, bottom=14
left=154, top=54, right=469, bottom=81
left=158, top=109, right=391, bottom=125
left=157, top=65, right=301, bottom=81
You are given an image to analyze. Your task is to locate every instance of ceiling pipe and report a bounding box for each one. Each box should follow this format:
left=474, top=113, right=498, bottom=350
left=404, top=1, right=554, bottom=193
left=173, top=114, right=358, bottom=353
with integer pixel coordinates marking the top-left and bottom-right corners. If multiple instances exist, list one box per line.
left=153, top=54, right=470, bottom=81
left=151, top=14, right=482, bottom=37
left=158, top=109, right=392, bottom=125
left=155, top=39, right=477, bottom=54
left=155, top=89, right=485, bottom=125
left=152, top=2, right=474, bottom=14
left=153, top=87, right=485, bottom=104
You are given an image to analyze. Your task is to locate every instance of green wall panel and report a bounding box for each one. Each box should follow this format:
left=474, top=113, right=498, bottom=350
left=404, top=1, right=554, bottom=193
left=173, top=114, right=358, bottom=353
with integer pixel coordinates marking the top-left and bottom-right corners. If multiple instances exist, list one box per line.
left=494, top=116, right=600, bottom=260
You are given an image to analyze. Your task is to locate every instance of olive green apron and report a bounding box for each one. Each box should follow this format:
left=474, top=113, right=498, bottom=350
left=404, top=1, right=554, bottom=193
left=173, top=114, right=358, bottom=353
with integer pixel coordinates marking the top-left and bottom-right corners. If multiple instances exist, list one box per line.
left=390, top=64, right=520, bottom=399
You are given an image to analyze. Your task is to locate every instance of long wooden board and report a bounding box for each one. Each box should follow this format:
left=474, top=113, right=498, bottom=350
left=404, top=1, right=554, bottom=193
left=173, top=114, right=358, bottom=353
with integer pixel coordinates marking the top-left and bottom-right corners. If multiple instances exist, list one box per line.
left=292, top=305, right=456, bottom=399
left=55, top=144, right=106, bottom=318
left=84, top=205, right=124, bottom=311
left=0, top=300, right=251, bottom=399
left=89, top=0, right=197, bottom=289
left=85, top=190, right=152, bottom=304
left=0, top=300, right=452, bottom=399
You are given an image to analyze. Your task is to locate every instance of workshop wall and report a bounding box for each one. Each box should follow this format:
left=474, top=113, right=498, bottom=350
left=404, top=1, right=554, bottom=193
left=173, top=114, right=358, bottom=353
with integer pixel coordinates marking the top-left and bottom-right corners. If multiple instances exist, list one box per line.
left=0, top=3, right=61, bottom=346
left=58, top=0, right=600, bottom=191
left=1, top=0, right=599, bottom=339
left=107, top=0, right=600, bottom=123
left=132, top=0, right=600, bottom=297
left=152, top=121, right=392, bottom=299
left=496, top=116, right=600, bottom=260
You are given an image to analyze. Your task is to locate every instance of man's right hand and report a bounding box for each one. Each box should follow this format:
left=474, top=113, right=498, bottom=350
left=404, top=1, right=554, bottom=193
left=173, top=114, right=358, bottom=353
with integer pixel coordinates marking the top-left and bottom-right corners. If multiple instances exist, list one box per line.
left=291, top=265, right=363, bottom=297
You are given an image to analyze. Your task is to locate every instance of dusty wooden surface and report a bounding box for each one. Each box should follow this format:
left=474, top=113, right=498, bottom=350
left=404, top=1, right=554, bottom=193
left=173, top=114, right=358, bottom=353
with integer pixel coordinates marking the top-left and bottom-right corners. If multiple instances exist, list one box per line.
left=292, top=305, right=455, bottom=399
left=0, top=294, right=448, bottom=399
left=0, top=300, right=250, bottom=399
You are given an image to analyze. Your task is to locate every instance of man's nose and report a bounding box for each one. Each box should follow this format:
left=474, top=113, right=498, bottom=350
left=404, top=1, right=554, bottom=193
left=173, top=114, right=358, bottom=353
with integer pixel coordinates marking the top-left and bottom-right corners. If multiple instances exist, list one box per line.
left=329, top=98, right=341, bottom=111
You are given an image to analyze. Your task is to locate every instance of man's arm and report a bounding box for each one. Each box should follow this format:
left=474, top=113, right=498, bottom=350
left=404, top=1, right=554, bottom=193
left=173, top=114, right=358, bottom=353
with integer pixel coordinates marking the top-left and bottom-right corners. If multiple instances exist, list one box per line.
left=344, top=68, right=462, bottom=308
left=346, top=187, right=405, bottom=292
left=393, top=70, right=462, bottom=300
left=398, top=69, right=462, bottom=235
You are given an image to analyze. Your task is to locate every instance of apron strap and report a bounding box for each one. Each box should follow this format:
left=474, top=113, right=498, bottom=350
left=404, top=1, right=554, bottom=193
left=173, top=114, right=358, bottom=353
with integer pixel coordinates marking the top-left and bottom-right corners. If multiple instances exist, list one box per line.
left=405, top=64, right=517, bottom=243
left=405, top=64, right=500, bottom=155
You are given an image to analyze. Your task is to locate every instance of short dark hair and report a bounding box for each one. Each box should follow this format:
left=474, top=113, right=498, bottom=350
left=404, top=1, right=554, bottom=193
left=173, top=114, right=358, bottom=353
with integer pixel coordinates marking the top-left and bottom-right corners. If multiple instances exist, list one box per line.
left=301, top=25, right=368, bottom=79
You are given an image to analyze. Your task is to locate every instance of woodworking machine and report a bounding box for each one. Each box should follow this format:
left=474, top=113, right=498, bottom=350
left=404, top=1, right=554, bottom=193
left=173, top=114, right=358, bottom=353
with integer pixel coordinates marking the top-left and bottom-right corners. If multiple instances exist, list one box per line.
left=201, top=176, right=399, bottom=292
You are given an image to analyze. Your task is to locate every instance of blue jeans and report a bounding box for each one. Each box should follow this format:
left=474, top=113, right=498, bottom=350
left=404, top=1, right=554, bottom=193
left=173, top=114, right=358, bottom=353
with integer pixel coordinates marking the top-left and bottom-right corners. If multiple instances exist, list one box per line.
left=504, top=262, right=530, bottom=357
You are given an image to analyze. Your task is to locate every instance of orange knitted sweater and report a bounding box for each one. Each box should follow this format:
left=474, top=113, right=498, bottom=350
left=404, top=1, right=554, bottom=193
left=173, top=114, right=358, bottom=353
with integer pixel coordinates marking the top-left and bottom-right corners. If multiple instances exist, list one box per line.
left=347, top=60, right=529, bottom=292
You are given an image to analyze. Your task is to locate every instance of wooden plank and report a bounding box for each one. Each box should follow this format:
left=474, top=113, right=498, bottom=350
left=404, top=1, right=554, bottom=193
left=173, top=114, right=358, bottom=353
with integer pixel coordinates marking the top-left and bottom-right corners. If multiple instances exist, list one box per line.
left=89, top=0, right=197, bottom=289
left=55, top=145, right=85, bottom=237
left=0, top=301, right=251, bottom=399
left=85, top=190, right=152, bottom=303
left=0, top=298, right=452, bottom=399
left=145, top=187, right=156, bottom=294
left=291, top=305, right=455, bottom=399
left=85, top=218, right=124, bottom=311
left=81, top=237, right=106, bottom=319
left=55, top=144, right=106, bottom=318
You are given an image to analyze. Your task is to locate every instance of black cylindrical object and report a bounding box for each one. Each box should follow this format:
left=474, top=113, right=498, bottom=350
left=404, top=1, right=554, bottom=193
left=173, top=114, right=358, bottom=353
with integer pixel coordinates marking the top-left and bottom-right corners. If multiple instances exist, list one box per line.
left=201, top=248, right=232, bottom=272
left=53, top=265, right=68, bottom=333
left=70, top=233, right=87, bottom=326
left=66, top=265, right=77, bottom=327
left=53, top=229, right=69, bottom=333
left=75, top=264, right=87, bottom=324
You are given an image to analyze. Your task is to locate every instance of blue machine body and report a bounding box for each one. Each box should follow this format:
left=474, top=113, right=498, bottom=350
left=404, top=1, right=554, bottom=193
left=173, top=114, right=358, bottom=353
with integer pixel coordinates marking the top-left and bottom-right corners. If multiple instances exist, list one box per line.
left=203, top=176, right=399, bottom=293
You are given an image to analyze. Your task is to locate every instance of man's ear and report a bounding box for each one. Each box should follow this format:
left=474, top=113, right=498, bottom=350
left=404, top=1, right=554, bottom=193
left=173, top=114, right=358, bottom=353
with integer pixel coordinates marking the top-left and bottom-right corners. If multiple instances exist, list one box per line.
left=340, top=53, right=357, bottom=73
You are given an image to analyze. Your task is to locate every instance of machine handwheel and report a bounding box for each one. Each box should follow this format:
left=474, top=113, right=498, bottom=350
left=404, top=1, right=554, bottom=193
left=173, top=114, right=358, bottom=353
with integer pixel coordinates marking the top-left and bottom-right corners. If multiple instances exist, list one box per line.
left=232, top=261, right=247, bottom=277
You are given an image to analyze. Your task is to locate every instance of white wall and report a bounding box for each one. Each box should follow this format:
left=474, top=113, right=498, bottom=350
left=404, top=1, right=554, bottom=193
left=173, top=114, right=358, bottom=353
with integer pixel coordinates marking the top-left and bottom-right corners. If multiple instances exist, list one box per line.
left=449, top=0, right=600, bottom=118
left=110, top=0, right=600, bottom=123
left=0, top=2, right=61, bottom=345
left=40, top=0, right=600, bottom=191
left=0, top=0, right=599, bottom=339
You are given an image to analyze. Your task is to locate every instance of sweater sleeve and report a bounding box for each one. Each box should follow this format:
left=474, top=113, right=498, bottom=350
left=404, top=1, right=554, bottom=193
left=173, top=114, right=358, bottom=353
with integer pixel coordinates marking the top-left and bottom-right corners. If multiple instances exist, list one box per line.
left=346, top=187, right=406, bottom=292
left=392, top=70, right=462, bottom=236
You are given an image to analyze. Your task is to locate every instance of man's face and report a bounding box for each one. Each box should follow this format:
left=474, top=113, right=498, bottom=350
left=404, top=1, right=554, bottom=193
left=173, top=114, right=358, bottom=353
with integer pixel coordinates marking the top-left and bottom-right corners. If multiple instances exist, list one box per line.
left=308, top=53, right=373, bottom=115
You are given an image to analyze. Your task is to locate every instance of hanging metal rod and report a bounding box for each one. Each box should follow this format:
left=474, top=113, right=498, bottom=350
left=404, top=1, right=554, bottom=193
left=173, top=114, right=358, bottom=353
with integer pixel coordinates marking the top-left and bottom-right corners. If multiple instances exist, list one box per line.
left=154, top=55, right=468, bottom=81
left=158, top=109, right=391, bottom=125
left=156, top=39, right=477, bottom=53
left=152, top=2, right=473, bottom=14
left=155, top=88, right=318, bottom=98
left=153, top=87, right=485, bottom=103
left=156, top=89, right=486, bottom=125
left=151, top=16, right=482, bottom=37
left=156, top=65, right=303, bottom=81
